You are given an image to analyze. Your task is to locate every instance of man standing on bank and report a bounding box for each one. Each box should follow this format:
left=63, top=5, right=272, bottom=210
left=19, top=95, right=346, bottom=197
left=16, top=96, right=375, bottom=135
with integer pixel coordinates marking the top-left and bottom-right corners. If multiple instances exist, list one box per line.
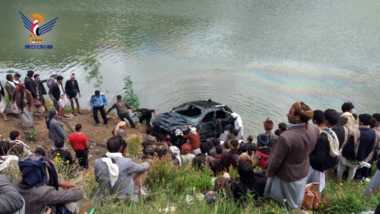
left=90, top=90, right=108, bottom=127
left=65, top=73, right=82, bottom=115
left=106, top=95, right=137, bottom=129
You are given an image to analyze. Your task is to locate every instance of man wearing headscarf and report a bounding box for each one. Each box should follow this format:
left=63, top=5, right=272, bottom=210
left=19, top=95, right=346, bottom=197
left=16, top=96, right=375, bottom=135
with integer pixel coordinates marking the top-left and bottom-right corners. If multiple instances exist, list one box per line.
left=47, top=110, right=67, bottom=150
left=339, top=113, right=376, bottom=182
left=262, top=118, right=278, bottom=148
left=13, top=154, right=83, bottom=214
left=264, top=101, right=319, bottom=209
left=341, top=112, right=357, bottom=148
left=308, top=109, right=340, bottom=193
left=65, top=73, right=81, bottom=115
left=180, top=143, right=195, bottom=166
left=222, top=108, right=244, bottom=140
left=11, top=83, right=34, bottom=133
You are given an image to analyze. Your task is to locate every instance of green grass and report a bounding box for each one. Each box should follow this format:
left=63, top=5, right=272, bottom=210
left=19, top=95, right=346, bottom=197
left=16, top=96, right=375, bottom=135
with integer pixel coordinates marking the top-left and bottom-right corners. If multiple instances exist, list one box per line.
left=3, top=138, right=380, bottom=214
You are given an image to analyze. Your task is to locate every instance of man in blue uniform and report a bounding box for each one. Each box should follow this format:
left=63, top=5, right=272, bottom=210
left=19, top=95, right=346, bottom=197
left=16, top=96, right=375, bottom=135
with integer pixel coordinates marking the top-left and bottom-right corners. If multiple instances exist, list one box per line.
left=90, top=90, right=108, bottom=127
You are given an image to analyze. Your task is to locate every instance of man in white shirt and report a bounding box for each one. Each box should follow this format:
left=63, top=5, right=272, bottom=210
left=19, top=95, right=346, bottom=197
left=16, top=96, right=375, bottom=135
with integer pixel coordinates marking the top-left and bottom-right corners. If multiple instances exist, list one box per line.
left=223, top=108, right=244, bottom=140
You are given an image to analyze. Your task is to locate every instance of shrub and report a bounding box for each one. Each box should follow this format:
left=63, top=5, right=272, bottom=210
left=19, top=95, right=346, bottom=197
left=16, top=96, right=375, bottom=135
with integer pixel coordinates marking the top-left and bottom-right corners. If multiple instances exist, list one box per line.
left=25, top=128, right=38, bottom=141
left=123, top=76, right=140, bottom=120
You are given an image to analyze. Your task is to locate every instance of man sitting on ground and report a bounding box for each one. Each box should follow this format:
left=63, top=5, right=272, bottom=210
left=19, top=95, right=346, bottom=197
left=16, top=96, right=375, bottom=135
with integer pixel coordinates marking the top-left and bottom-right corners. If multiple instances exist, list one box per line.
left=181, top=143, right=195, bottom=166
left=9, top=131, right=31, bottom=158
left=219, top=140, right=242, bottom=172
left=94, top=136, right=150, bottom=202
left=13, top=154, right=83, bottom=214
left=51, top=139, right=75, bottom=165
left=192, top=143, right=215, bottom=172
left=142, top=128, right=157, bottom=148
left=252, top=134, right=271, bottom=169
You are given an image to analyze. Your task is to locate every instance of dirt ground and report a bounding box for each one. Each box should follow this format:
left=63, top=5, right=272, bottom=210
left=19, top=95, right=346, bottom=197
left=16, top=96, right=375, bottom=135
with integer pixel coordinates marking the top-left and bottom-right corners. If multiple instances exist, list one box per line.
left=0, top=110, right=147, bottom=165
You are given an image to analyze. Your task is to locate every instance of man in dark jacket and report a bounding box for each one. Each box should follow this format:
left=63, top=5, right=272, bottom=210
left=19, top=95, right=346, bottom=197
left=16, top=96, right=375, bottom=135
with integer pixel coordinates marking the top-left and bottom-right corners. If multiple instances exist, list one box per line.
left=24, top=70, right=38, bottom=99
left=193, top=143, right=215, bottom=172
left=219, top=140, right=242, bottom=172
left=33, top=74, right=48, bottom=112
left=51, top=76, right=66, bottom=118
left=308, top=109, right=340, bottom=192
left=134, top=108, right=157, bottom=128
left=339, top=113, right=376, bottom=181
left=65, top=73, right=81, bottom=114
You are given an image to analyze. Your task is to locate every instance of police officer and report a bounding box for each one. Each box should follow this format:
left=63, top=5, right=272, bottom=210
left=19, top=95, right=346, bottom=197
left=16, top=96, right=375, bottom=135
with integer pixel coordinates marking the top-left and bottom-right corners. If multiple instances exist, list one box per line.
left=90, top=90, right=108, bottom=127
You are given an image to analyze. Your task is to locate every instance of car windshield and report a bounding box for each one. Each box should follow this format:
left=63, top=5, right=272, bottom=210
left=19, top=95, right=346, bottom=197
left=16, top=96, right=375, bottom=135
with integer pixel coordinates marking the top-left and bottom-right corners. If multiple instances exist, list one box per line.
left=171, top=104, right=203, bottom=123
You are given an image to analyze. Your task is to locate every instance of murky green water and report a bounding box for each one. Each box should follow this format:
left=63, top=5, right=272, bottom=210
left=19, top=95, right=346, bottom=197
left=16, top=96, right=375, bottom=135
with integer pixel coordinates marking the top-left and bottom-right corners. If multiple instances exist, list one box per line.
left=1, top=0, right=380, bottom=134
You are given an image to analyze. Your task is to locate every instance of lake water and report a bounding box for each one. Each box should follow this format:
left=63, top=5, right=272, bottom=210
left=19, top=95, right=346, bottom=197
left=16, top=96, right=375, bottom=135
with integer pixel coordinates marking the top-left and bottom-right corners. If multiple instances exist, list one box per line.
left=1, top=0, right=380, bottom=135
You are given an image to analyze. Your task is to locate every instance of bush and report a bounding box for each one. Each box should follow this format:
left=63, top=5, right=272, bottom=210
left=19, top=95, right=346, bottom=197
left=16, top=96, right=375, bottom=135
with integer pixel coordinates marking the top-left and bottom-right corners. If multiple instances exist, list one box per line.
left=25, top=128, right=38, bottom=141
left=123, top=76, right=140, bottom=120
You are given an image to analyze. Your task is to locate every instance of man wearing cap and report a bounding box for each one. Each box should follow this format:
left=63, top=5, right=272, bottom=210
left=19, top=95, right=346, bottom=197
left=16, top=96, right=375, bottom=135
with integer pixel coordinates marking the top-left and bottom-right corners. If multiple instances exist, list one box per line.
left=264, top=101, right=319, bottom=209
left=51, top=75, right=67, bottom=118
left=65, top=73, right=82, bottom=115
left=251, top=134, right=271, bottom=169
left=90, top=90, right=108, bottom=127
left=262, top=118, right=278, bottom=148
left=180, top=143, right=195, bottom=166
left=223, top=108, right=244, bottom=140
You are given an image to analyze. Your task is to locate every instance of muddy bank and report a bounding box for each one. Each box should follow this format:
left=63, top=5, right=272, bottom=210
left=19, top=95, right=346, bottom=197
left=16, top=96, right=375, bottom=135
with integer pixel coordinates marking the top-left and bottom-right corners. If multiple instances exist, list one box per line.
left=0, top=110, right=147, bottom=165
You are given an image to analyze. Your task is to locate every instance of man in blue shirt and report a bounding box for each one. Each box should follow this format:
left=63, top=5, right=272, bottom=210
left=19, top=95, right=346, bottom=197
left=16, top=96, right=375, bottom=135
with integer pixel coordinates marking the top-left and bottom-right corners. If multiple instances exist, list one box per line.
left=90, top=90, right=108, bottom=127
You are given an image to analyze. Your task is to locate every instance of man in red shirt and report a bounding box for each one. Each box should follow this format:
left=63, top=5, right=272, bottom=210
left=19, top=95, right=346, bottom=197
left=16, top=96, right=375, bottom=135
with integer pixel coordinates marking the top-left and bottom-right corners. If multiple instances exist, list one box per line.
left=180, top=125, right=201, bottom=152
left=69, top=124, right=89, bottom=169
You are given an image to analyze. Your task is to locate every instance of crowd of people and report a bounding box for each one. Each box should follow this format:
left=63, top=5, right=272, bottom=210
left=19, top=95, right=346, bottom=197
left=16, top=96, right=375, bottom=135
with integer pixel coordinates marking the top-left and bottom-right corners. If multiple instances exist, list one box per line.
left=1, top=71, right=380, bottom=213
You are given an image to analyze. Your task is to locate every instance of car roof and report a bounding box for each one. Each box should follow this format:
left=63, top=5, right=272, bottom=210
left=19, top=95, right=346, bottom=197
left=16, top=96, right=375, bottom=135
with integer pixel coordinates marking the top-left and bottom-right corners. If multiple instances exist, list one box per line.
left=186, top=100, right=224, bottom=109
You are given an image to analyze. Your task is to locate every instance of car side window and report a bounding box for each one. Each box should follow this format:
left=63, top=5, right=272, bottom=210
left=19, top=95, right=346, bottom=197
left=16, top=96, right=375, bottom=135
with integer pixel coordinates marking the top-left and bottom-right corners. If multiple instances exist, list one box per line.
left=202, top=112, right=214, bottom=122
left=216, top=110, right=226, bottom=119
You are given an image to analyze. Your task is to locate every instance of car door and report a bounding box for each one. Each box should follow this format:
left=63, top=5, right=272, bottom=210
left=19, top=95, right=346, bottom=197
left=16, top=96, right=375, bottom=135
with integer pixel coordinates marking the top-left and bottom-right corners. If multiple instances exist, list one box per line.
left=199, top=111, right=216, bottom=141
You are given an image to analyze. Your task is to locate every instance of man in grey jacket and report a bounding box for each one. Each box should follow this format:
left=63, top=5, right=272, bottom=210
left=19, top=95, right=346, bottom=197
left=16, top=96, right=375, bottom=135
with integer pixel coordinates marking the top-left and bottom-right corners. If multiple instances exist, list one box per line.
left=0, top=140, right=24, bottom=214
left=0, top=174, right=25, bottom=214
left=94, top=136, right=150, bottom=203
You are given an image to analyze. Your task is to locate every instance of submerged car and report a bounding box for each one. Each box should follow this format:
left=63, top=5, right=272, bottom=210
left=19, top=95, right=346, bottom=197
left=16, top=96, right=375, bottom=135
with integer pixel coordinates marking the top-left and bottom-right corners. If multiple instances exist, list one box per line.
left=154, top=99, right=234, bottom=146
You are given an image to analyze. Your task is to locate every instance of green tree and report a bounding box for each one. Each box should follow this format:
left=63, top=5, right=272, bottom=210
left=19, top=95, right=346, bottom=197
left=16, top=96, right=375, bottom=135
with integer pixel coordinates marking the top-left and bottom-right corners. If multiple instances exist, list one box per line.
left=83, top=56, right=103, bottom=91
left=123, top=76, right=140, bottom=119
